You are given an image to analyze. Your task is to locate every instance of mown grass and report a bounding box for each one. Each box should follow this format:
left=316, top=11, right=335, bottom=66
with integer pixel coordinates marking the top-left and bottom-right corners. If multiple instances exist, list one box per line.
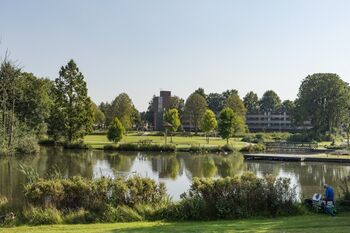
left=84, top=134, right=247, bottom=150
left=2, top=213, right=350, bottom=233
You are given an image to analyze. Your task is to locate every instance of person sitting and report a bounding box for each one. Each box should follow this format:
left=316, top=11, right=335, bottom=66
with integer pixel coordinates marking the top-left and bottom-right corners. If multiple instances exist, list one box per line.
left=324, top=184, right=334, bottom=205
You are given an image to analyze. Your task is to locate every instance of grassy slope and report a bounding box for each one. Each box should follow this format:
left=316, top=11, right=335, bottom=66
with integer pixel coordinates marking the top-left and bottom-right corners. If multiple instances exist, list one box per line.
left=3, top=213, right=350, bottom=233
left=84, top=134, right=247, bottom=150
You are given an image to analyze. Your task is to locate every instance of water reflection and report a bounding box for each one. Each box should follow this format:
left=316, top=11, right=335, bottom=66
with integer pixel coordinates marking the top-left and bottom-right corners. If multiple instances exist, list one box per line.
left=1, top=147, right=350, bottom=208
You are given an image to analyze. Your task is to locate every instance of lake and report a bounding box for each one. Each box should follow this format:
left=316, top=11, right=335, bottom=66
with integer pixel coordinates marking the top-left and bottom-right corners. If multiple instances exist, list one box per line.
left=1, top=147, right=350, bottom=208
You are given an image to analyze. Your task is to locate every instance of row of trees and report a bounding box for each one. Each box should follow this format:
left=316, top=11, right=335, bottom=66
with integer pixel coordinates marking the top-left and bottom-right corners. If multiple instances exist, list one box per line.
left=0, top=55, right=112, bottom=154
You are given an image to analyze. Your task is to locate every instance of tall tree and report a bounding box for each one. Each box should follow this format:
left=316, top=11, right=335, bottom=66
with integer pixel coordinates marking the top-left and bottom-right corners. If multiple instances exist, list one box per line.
left=15, top=73, right=53, bottom=132
left=194, top=88, right=206, bottom=99
left=184, top=93, right=207, bottom=132
left=140, top=96, right=155, bottom=128
left=218, top=107, right=242, bottom=144
left=259, top=90, right=281, bottom=112
left=206, top=93, right=225, bottom=115
left=108, top=93, right=137, bottom=130
left=294, top=73, right=350, bottom=137
left=48, top=59, right=93, bottom=142
left=163, top=108, right=181, bottom=143
left=243, top=91, right=260, bottom=113
left=225, top=93, right=247, bottom=118
left=279, top=100, right=295, bottom=114
left=92, top=102, right=105, bottom=129
left=170, top=96, right=185, bottom=119
left=200, top=109, right=218, bottom=143
left=0, top=60, right=21, bottom=147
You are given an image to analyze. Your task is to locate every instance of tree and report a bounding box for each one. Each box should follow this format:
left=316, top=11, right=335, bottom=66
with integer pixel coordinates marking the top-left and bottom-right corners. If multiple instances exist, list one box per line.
left=259, top=90, right=281, bottom=112
left=170, top=96, right=185, bottom=119
left=107, top=117, right=125, bottom=143
left=294, top=73, right=350, bottom=138
left=0, top=60, right=21, bottom=147
left=218, top=107, right=245, bottom=144
left=194, top=88, right=206, bottom=99
left=184, top=93, right=207, bottom=132
left=108, top=93, right=137, bottom=131
left=48, top=59, right=94, bottom=142
left=225, top=93, right=247, bottom=118
left=200, top=109, right=217, bottom=143
left=142, top=95, right=155, bottom=127
left=279, top=100, right=295, bottom=114
left=92, top=102, right=105, bottom=129
left=163, top=108, right=181, bottom=143
left=206, top=93, right=225, bottom=114
left=243, top=91, right=260, bottom=113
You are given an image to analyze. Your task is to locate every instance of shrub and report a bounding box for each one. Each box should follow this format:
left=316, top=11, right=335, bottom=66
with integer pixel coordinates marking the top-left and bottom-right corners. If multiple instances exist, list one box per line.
left=24, top=176, right=168, bottom=211
left=63, top=142, right=91, bottom=150
left=23, top=207, right=62, bottom=225
left=183, top=173, right=298, bottom=219
left=16, top=134, right=40, bottom=154
left=118, top=143, right=139, bottom=151
left=240, top=143, right=265, bottom=153
left=101, top=205, right=142, bottom=222
left=24, top=179, right=64, bottom=208
left=63, top=209, right=92, bottom=224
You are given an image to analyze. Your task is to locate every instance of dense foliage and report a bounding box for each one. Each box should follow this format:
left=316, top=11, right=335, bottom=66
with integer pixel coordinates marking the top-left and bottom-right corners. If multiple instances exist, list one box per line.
left=48, top=60, right=94, bottom=142
left=107, top=117, right=125, bottom=143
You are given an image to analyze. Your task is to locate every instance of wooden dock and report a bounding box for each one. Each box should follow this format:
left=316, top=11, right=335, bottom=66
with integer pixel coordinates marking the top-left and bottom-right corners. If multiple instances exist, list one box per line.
left=244, top=153, right=350, bottom=163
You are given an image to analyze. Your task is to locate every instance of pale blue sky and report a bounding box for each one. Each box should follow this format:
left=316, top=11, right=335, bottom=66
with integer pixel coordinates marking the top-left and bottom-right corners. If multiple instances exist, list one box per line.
left=1, top=0, right=350, bottom=111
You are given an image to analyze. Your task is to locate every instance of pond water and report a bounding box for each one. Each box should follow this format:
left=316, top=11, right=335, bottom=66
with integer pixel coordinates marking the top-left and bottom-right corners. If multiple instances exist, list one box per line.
left=1, top=147, right=350, bottom=208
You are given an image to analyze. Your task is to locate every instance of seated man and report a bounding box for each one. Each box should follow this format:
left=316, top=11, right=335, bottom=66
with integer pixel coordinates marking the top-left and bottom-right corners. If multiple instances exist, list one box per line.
left=324, top=184, right=334, bottom=205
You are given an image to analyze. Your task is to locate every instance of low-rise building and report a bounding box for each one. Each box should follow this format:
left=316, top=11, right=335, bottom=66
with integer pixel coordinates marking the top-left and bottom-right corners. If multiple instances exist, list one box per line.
left=245, top=112, right=311, bottom=132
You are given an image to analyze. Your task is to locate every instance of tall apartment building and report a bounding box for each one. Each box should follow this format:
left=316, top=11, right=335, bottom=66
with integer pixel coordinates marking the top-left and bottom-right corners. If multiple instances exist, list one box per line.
left=153, top=91, right=171, bottom=131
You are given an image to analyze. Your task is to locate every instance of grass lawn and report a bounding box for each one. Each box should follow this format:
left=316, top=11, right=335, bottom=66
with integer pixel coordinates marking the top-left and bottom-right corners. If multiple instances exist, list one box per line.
left=84, top=134, right=247, bottom=150
left=2, top=213, right=350, bottom=233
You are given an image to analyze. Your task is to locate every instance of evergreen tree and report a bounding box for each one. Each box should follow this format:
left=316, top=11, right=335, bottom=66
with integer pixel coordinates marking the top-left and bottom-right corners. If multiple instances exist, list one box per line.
left=48, top=59, right=93, bottom=142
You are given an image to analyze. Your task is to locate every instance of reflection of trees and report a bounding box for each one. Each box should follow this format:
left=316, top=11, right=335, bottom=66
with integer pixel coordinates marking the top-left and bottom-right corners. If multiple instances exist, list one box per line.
left=105, top=152, right=136, bottom=173
left=216, top=153, right=244, bottom=178
left=157, top=156, right=180, bottom=180
left=182, top=155, right=218, bottom=178
left=202, top=156, right=217, bottom=178
left=245, top=160, right=350, bottom=198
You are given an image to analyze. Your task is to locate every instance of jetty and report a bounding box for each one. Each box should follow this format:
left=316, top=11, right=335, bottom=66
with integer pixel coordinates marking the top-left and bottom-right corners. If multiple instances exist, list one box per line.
left=244, top=153, right=350, bottom=163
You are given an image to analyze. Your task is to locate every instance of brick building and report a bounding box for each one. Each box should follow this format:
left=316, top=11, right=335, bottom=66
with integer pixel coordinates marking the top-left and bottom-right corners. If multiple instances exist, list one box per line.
left=153, top=91, right=171, bottom=131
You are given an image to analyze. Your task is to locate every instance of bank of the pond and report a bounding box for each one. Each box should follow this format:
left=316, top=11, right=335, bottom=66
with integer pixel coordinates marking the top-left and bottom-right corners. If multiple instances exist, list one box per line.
left=2, top=212, right=350, bottom=233
left=244, top=153, right=350, bottom=163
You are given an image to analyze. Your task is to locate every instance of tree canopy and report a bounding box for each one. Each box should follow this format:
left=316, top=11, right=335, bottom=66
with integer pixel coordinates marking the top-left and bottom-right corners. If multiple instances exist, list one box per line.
left=218, top=107, right=245, bottom=144
left=48, top=59, right=94, bottom=142
left=294, top=73, right=350, bottom=137
left=243, top=91, right=260, bottom=113
left=200, top=109, right=218, bottom=143
left=107, top=117, right=125, bottom=143
left=184, top=93, right=207, bottom=132
left=259, top=90, right=281, bottom=112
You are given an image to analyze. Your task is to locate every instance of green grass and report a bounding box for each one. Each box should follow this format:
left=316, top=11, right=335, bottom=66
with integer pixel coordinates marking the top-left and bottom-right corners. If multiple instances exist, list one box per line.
left=84, top=134, right=247, bottom=150
left=3, top=213, right=350, bottom=233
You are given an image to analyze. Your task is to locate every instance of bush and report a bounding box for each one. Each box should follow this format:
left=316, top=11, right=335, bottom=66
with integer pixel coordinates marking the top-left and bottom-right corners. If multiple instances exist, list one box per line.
left=16, top=134, right=40, bottom=154
left=101, top=205, right=142, bottom=222
left=240, top=143, right=265, bottom=153
left=24, top=176, right=168, bottom=211
left=287, top=133, right=313, bottom=143
left=103, top=143, right=176, bottom=152
left=23, top=207, right=62, bottom=226
left=63, top=142, right=91, bottom=150
left=182, top=173, right=298, bottom=219
left=63, top=209, right=91, bottom=224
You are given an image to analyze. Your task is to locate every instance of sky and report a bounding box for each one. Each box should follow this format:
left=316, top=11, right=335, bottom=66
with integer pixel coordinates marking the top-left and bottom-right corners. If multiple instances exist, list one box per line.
left=1, top=0, right=350, bottom=111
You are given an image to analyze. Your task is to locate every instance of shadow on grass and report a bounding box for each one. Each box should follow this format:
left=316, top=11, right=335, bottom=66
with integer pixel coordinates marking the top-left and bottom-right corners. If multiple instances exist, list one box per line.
left=107, top=213, right=350, bottom=233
